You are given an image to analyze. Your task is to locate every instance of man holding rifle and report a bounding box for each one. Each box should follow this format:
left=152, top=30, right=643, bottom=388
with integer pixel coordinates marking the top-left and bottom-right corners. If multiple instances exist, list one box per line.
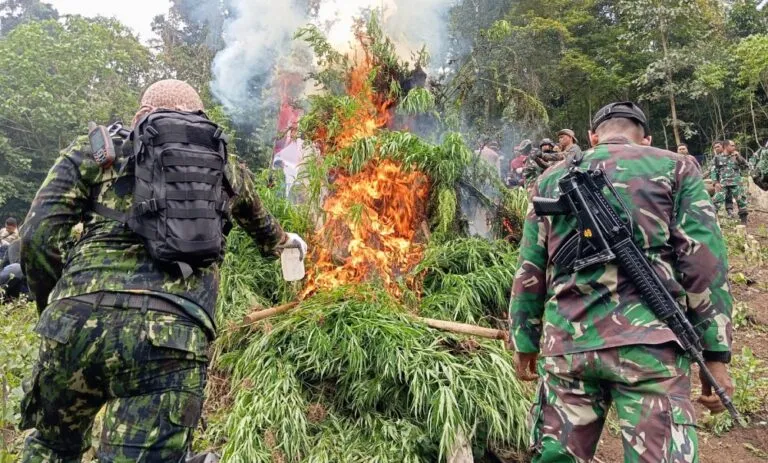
left=510, top=102, right=734, bottom=462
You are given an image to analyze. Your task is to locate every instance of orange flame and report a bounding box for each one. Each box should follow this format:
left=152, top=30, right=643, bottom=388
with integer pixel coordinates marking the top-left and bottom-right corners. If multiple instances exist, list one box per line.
left=303, top=53, right=428, bottom=296
left=304, top=159, right=429, bottom=295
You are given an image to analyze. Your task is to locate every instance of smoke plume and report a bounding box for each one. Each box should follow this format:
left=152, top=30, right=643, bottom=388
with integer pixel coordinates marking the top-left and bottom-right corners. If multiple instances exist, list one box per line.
left=201, top=0, right=452, bottom=126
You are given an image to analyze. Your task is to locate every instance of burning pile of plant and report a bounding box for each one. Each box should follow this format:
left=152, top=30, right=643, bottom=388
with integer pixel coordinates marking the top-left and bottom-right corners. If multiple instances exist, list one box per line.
left=207, top=19, right=531, bottom=462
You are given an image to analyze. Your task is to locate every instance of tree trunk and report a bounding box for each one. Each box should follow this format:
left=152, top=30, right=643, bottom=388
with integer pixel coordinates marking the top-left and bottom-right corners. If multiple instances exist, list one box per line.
left=750, top=95, right=760, bottom=146
left=660, top=30, right=681, bottom=146
left=668, top=91, right=681, bottom=146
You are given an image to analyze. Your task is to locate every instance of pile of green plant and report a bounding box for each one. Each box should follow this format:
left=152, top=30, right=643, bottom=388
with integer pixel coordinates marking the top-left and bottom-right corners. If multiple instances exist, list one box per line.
left=203, top=17, right=532, bottom=462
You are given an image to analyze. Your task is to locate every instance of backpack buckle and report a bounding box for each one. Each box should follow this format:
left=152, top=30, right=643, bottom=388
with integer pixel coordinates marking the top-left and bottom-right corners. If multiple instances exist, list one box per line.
left=140, top=126, right=159, bottom=146
left=136, top=198, right=160, bottom=215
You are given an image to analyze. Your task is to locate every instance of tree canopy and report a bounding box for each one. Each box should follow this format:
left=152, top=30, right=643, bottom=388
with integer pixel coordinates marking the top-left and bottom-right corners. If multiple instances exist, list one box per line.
left=2, top=0, right=768, bottom=218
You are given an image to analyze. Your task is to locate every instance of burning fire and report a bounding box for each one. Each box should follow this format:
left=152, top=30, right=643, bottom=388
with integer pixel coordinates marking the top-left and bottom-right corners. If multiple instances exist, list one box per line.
left=305, top=159, right=429, bottom=295
left=303, top=53, right=429, bottom=296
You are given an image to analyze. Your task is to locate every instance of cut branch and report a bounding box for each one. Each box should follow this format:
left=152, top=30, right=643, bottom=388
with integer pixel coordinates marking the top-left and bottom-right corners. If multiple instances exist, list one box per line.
left=240, top=302, right=508, bottom=341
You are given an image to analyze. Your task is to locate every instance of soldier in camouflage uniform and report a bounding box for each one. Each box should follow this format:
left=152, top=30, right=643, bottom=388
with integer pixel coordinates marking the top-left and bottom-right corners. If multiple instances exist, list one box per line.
left=711, top=140, right=749, bottom=224
left=750, top=139, right=768, bottom=191
left=557, top=129, right=582, bottom=159
left=510, top=102, right=734, bottom=463
left=523, top=139, right=565, bottom=190
left=19, top=80, right=307, bottom=462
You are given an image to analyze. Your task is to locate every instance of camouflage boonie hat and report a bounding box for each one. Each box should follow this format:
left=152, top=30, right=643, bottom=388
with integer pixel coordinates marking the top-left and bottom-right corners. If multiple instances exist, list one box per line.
left=539, top=138, right=555, bottom=148
left=557, top=129, right=578, bottom=144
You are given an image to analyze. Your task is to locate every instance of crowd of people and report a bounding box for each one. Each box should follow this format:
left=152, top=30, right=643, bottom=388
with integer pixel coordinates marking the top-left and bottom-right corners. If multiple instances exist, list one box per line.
left=480, top=127, right=768, bottom=227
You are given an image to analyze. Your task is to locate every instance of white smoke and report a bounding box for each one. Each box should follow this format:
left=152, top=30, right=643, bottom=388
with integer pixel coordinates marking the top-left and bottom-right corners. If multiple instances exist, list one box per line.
left=209, top=0, right=452, bottom=124
left=210, top=0, right=308, bottom=122
left=316, top=0, right=450, bottom=59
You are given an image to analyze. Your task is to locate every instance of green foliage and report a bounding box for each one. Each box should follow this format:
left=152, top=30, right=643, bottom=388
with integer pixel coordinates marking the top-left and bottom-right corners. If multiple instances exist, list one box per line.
left=702, top=347, right=768, bottom=434
left=0, top=16, right=152, bottom=217
left=734, top=34, right=768, bottom=92
left=415, top=238, right=519, bottom=324
left=0, top=298, right=37, bottom=459
left=0, top=0, right=58, bottom=36
left=398, top=88, right=436, bottom=116
left=221, top=288, right=530, bottom=462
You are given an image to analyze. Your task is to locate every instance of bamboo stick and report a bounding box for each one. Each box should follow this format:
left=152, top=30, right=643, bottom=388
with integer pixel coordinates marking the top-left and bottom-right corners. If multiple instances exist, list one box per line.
left=417, top=317, right=508, bottom=341
left=241, top=302, right=299, bottom=326
left=240, top=302, right=507, bottom=342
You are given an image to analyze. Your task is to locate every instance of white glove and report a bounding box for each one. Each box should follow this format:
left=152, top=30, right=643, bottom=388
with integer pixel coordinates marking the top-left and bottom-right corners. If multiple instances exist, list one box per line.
left=281, top=232, right=308, bottom=260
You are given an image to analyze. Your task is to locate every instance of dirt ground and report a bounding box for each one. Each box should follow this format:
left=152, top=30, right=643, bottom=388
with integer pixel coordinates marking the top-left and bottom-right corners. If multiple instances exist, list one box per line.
left=595, top=212, right=768, bottom=463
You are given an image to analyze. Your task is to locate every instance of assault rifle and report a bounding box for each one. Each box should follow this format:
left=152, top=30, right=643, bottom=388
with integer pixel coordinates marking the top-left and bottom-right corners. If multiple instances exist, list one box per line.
left=533, top=168, right=743, bottom=424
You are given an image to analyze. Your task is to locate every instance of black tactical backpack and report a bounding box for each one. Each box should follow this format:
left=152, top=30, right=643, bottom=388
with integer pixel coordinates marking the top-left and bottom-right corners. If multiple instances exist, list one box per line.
left=93, top=110, right=233, bottom=277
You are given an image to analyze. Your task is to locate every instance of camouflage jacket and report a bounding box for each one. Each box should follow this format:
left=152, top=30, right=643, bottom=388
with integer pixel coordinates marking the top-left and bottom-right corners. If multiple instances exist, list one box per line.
left=710, top=153, right=748, bottom=186
left=510, top=136, right=732, bottom=360
left=523, top=152, right=565, bottom=189
left=561, top=143, right=582, bottom=160
left=21, top=135, right=286, bottom=336
left=523, top=154, right=544, bottom=189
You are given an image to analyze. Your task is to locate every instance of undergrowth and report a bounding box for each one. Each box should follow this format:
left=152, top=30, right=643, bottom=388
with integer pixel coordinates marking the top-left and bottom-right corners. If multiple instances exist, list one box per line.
left=0, top=298, right=37, bottom=460
left=702, top=347, right=768, bottom=435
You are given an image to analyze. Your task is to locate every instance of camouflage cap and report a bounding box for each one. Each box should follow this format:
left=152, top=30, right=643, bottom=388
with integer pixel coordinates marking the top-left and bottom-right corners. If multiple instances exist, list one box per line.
left=132, top=79, right=205, bottom=126
left=539, top=138, right=555, bottom=148
left=557, top=129, right=578, bottom=144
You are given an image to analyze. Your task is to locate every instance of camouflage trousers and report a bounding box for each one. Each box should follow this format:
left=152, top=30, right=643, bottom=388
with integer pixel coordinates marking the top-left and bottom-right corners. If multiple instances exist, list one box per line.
left=529, top=343, right=697, bottom=463
left=712, top=184, right=748, bottom=218
left=20, top=294, right=209, bottom=462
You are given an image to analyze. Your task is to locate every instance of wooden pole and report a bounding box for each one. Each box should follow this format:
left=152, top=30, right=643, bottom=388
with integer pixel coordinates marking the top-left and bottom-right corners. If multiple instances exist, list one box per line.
left=240, top=302, right=507, bottom=342
left=416, top=317, right=507, bottom=341
left=242, top=302, right=299, bottom=326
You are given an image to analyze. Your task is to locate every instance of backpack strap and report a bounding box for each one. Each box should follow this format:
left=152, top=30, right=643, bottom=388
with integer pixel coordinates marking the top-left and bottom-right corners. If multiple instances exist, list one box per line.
left=92, top=202, right=128, bottom=223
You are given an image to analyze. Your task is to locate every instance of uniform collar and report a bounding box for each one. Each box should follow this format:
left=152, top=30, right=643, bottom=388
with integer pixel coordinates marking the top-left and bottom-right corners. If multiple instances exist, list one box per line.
left=597, top=136, right=633, bottom=146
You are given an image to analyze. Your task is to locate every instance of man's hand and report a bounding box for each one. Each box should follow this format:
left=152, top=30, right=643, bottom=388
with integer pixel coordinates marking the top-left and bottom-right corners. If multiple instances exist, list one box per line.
left=714, top=182, right=722, bottom=193
left=514, top=352, right=539, bottom=382
left=697, top=361, right=734, bottom=414
left=280, top=232, right=308, bottom=260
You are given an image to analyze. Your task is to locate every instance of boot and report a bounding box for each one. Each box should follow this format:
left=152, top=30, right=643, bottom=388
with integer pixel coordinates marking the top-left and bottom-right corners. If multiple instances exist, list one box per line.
left=726, top=209, right=734, bottom=219
left=740, top=212, right=748, bottom=225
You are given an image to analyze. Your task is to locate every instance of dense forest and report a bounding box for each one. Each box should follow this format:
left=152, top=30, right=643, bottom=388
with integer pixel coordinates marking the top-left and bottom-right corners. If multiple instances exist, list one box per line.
left=4, top=1, right=768, bottom=461
left=2, top=0, right=768, bottom=220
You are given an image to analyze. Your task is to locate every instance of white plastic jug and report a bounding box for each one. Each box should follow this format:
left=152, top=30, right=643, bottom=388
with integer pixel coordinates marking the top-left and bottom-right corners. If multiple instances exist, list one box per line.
left=281, top=247, right=306, bottom=281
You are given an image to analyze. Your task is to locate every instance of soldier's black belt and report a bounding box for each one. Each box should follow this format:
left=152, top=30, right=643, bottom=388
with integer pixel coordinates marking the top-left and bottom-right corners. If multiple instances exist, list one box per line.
left=72, top=292, right=189, bottom=319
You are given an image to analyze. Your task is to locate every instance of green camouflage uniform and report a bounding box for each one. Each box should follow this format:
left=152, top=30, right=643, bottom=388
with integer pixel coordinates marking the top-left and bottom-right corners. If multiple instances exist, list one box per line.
left=511, top=136, right=733, bottom=463
left=523, top=151, right=565, bottom=190
left=20, top=135, right=285, bottom=462
left=711, top=152, right=749, bottom=219
left=750, top=147, right=768, bottom=190
left=523, top=154, right=544, bottom=190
